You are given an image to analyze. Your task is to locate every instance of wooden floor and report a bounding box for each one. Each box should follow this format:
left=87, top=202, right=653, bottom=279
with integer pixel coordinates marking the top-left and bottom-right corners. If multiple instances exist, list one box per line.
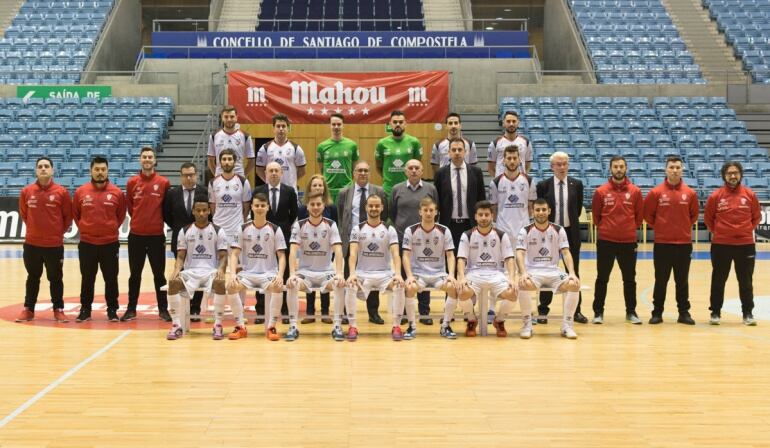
left=0, top=242, right=769, bottom=447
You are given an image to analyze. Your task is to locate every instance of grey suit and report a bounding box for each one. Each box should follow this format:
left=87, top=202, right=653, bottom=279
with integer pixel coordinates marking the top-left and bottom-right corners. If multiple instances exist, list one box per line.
left=337, top=183, right=388, bottom=255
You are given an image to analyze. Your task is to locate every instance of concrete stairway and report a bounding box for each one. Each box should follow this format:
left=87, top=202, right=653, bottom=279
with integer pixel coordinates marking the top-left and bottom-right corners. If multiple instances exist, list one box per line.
left=219, top=0, right=260, bottom=32
left=157, top=113, right=210, bottom=179
left=422, top=0, right=464, bottom=31
left=660, top=0, right=747, bottom=84
left=0, top=0, right=23, bottom=37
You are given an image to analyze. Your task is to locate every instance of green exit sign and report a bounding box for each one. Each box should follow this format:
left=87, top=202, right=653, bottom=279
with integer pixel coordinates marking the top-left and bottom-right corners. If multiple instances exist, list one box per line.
left=17, top=85, right=112, bottom=101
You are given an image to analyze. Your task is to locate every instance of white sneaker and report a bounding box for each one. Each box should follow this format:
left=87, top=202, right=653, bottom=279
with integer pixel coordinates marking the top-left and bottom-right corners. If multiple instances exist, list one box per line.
left=561, top=325, right=578, bottom=339
left=592, top=315, right=604, bottom=324
left=520, top=316, right=533, bottom=339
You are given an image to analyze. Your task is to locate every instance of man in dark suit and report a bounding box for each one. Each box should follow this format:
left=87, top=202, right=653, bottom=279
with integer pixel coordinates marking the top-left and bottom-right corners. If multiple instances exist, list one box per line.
left=252, top=161, right=298, bottom=323
left=337, top=160, right=388, bottom=324
left=163, top=162, right=208, bottom=319
left=535, top=151, right=588, bottom=324
left=435, top=137, right=486, bottom=251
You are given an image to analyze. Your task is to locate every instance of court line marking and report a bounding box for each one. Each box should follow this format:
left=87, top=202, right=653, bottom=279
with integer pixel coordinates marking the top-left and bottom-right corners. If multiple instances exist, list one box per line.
left=0, top=329, right=132, bottom=429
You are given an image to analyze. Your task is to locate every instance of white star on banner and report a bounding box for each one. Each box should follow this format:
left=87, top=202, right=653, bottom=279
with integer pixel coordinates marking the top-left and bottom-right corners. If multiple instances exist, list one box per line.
left=334, top=107, right=343, bottom=114
left=348, top=107, right=356, bottom=115
left=320, top=107, right=329, bottom=115
left=362, top=107, right=370, bottom=115
left=306, top=107, right=315, bottom=115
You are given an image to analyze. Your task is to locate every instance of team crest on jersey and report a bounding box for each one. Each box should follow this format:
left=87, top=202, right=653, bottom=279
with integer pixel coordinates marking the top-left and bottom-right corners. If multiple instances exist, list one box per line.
left=625, top=193, right=631, bottom=200
left=433, top=236, right=439, bottom=245
left=741, top=198, right=747, bottom=205
left=207, top=232, right=213, bottom=240
left=252, top=243, right=262, bottom=253
left=480, top=253, right=492, bottom=261
left=49, top=195, right=55, bottom=201
left=519, top=183, right=526, bottom=191
left=195, top=245, right=206, bottom=254
left=107, top=194, right=112, bottom=200
left=322, top=230, right=328, bottom=238
left=309, top=241, right=321, bottom=251
left=681, top=194, right=687, bottom=201
left=233, top=183, right=240, bottom=192
left=264, top=233, right=270, bottom=241
left=490, top=238, right=496, bottom=247
left=378, top=231, right=385, bottom=238
left=367, top=242, right=379, bottom=252
left=222, top=194, right=232, bottom=202
left=153, top=184, right=159, bottom=191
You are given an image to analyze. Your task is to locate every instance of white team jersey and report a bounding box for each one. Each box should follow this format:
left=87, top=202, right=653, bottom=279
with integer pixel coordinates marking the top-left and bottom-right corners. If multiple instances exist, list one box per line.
left=208, top=175, right=251, bottom=235
left=256, top=140, right=307, bottom=189
left=290, top=217, right=342, bottom=272
left=233, top=221, right=287, bottom=274
left=488, top=172, right=536, bottom=239
left=487, top=134, right=533, bottom=176
left=457, top=227, right=514, bottom=274
left=430, top=137, right=478, bottom=168
left=402, top=223, right=454, bottom=276
left=207, top=129, right=255, bottom=176
left=178, top=223, right=229, bottom=271
left=516, top=223, right=570, bottom=271
left=350, top=221, right=399, bottom=275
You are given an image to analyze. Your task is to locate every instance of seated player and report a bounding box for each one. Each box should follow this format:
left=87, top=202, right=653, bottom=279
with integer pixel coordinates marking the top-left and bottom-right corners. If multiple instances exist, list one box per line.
left=226, top=193, right=287, bottom=341
left=456, top=200, right=520, bottom=337
left=166, top=196, right=236, bottom=340
left=402, top=197, right=459, bottom=339
left=516, top=198, right=581, bottom=339
left=286, top=191, right=346, bottom=341
left=345, top=194, right=405, bottom=342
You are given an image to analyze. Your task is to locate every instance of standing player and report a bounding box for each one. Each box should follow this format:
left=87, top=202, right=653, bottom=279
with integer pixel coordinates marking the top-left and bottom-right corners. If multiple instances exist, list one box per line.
left=73, top=157, right=127, bottom=322
left=124, top=147, right=171, bottom=322
left=375, top=110, right=423, bottom=196
left=165, top=197, right=234, bottom=340
left=456, top=201, right=520, bottom=337
left=316, top=113, right=359, bottom=203
left=516, top=199, right=581, bottom=339
left=17, top=157, right=73, bottom=323
left=488, top=145, right=536, bottom=253
left=402, top=197, right=458, bottom=339
left=704, top=161, right=761, bottom=325
left=487, top=111, right=532, bottom=177
left=643, top=156, right=699, bottom=325
left=345, top=195, right=405, bottom=341
left=209, top=149, right=252, bottom=247
left=591, top=156, right=644, bottom=324
left=228, top=193, right=287, bottom=341
left=207, top=105, right=255, bottom=177
left=256, top=113, right=307, bottom=191
left=430, top=112, right=478, bottom=169
left=287, top=191, right=346, bottom=341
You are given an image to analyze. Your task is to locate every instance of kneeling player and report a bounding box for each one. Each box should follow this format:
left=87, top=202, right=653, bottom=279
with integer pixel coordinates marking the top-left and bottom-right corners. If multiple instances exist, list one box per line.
left=456, top=200, right=520, bottom=337
left=516, top=198, right=581, bottom=339
left=345, top=195, right=405, bottom=341
left=227, top=193, right=286, bottom=341
left=403, top=197, right=458, bottom=339
left=166, top=197, right=235, bottom=340
left=287, top=191, right=346, bottom=341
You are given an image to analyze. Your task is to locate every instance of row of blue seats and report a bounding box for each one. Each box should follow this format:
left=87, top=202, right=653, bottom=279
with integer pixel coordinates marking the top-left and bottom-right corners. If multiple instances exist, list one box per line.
left=19, top=1, right=112, bottom=10
left=0, top=147, right=150, bottom=162
left=519, top=120, right=748, bottom=134
left=4, top=23, right=104, bottom=37
left=13, top=13, right=108, bottom=24
left=499, top=96, right=727, bottom=108
left=0, top=96, right=174, bottom=109
left=597, top=77, right=708, bottom=85
left=532, top=147, right=769, bottom=163
left=0, top=133, right=162, bottom=148
left=704, top=0, right=769, bottom=83
left=0, top=38, right=96, bottom=49
left=499, top=108, right=738, bottom=121
left=0, top=77, right=81, bottom=85
left=0, top=121, right=167, bottom=136
left=0, top=107, right=172, bottom=122
left=522, top=133, right=759, bottom=148
left=0, top=161, right=139, bottom=177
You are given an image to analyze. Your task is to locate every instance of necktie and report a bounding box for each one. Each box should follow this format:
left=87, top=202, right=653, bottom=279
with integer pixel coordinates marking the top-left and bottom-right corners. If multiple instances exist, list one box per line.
left=271, top=187, right=278, bottom=214
left=558, top=180, right=565, bottom=226
left=185, top=189, right=192, bottom=215
left=358, top=187, right=367, bottom=223
left=455, top=167, right=463, bottom=218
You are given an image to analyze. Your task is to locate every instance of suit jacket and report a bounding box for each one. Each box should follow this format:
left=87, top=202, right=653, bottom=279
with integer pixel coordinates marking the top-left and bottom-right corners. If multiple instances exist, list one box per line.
left=536, top=175, right=584, bottom=250
left=163, top=184, right=208, bottom=254
left=337, top=183, right=388, bottom=254
left=253, top=183, right=298, bottom=243
left=434, top=163, right=486, bottom=227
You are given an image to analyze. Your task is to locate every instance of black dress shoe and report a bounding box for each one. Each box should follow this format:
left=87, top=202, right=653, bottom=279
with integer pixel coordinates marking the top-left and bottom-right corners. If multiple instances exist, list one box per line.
left=677, top=313, right=695, bottom=325
left=649, top=314, right=663, bottom=325
left=536, top=315, right=548, bottom=324
left=159, top=310, right=172, bottom=322
left=282, top=318, right=290, bottom=325
left=574, top=312, right=588, bottom=324
left=342, top=316, right=349, bottom=325
left=120, top=309, right=137, bottom=322
left=369, top=314, right=385, bottom=325
left=400, top=317, right=408, bottom=325
left=419, top=317, right=433, bottom=325
left=254, top=318, right=265, bottom=324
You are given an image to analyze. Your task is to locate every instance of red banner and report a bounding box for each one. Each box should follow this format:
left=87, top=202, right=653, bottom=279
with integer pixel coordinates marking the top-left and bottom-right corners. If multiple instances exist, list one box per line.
left=227, top=71, right=449, bottom=124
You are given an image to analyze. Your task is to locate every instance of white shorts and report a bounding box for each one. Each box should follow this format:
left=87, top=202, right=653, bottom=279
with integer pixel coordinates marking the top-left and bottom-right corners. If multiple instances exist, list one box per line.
left=294, top=270, right=337, bottom=292
left=466, top=271, right=512, bottom=301
left=413, top=273, right=448, bottom=291
left=179, top=268, right=218, bottom=297
left=353, top=271, right=399, bottom=299
left=236, top=271, right=278, bottom=291
left=528, top=269, right=570, bottom=292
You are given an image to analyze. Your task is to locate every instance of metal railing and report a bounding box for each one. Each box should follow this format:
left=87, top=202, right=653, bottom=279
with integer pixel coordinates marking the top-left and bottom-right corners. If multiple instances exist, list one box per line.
left=152, top=18, right=529, bottom=32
